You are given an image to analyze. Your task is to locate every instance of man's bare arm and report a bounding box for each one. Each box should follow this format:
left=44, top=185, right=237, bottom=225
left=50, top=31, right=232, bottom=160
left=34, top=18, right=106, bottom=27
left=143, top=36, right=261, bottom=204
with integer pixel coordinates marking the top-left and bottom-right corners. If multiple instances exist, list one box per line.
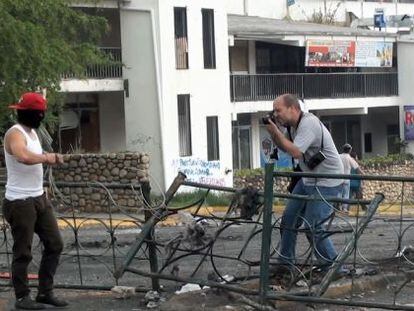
left=5, top=129, right=58, bottom=165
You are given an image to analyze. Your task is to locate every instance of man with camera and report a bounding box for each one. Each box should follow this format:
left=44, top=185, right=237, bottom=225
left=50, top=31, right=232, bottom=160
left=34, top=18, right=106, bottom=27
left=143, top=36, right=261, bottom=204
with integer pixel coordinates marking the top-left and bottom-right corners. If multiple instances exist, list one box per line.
left=265, top=94, right=344, bottom=275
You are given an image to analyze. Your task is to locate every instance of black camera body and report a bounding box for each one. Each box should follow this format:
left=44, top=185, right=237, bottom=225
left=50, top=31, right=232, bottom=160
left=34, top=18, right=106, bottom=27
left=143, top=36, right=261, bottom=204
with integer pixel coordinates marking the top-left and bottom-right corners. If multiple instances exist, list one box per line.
left=306, top=151, right=326, bottom=170
left=262, top=112, right=276, bottom=125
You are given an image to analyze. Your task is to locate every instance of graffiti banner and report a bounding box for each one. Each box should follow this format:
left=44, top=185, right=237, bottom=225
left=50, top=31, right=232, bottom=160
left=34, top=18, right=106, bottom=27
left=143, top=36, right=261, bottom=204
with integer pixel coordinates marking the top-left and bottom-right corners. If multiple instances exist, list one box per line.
left=404, top=106, right=414, bottom=141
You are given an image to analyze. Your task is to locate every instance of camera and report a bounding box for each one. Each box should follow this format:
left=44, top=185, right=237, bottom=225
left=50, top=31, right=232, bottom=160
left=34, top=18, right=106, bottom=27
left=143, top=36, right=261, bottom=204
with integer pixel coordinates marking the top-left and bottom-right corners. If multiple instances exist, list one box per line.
left=306, top=151, right=326, bottom=170
left=262, top=112, right=276, bottom=125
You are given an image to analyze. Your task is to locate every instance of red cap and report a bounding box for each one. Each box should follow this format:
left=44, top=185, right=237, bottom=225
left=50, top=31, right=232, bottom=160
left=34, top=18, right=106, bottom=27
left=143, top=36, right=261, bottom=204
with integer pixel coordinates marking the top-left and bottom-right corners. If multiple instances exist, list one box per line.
left=9, top=92, right=47, bottom=111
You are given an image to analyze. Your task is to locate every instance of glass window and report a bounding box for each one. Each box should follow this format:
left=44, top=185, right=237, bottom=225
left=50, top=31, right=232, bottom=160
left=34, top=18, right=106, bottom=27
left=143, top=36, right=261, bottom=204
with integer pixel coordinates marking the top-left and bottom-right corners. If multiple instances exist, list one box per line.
left=202, top=9, right=216, bottom=69
left=207, top=116, right=220, bottom=160
left=177, top=95, right=192, bottom=156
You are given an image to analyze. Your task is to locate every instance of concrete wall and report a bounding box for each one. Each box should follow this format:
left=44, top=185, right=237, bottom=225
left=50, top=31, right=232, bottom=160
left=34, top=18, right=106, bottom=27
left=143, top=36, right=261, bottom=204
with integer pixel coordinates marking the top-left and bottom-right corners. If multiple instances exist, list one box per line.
left=361, top=106, right=399, bottom=158
left=398, top=41, right=414, bottom=155
left=225, top=0, right=286, bottom=19
left=156, top=0, right=233, bottom=188
left=99, top=91, right=126, bottom=152
left=121, top=5, right=165, bottom=189
left=119, top=0, right=233, bottom=191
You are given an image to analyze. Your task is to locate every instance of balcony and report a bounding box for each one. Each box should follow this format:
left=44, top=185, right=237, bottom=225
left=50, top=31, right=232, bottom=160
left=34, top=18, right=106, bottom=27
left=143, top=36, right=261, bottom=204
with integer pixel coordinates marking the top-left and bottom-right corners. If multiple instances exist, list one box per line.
left=230, top=72, right=398, bottom=102
left=62, top=47, right=122, bottom=80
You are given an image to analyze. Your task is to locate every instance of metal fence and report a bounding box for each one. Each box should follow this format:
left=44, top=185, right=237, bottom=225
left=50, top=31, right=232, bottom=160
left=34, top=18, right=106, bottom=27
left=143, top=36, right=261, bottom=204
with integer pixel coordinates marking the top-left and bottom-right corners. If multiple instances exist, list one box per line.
left=61, top=47, right=123, bottom=80
left=1, top=169, right=414, bottom=309
left=230, top=72, right=399, bottom=102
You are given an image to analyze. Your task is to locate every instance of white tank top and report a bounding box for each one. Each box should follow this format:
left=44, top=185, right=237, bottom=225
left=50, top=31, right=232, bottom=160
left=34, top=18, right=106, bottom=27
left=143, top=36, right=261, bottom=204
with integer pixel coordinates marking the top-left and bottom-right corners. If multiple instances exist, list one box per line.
left=5, top=124, right=44, bottom=200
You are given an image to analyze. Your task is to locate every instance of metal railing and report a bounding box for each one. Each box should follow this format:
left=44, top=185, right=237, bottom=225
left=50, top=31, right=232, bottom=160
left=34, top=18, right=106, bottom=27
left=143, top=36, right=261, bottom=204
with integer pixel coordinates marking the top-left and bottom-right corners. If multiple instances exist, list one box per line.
left=62, top=47, right=123, bottom=79
left=230, top=72, right=399, bottom=102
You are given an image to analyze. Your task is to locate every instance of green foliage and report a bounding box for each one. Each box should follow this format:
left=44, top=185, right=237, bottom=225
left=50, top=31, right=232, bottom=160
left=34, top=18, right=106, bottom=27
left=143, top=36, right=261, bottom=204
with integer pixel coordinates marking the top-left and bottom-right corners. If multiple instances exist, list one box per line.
left=360, top=153, right=414, bottom=167
left=0, top=0, right=108, bottom=133
left=234, top=168, right=264, bottom=178
left=168, top=190, right=232, bottom=207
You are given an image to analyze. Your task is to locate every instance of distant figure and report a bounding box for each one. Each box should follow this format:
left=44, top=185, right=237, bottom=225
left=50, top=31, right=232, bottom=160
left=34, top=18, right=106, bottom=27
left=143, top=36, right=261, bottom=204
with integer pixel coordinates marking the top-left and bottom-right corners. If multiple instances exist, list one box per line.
left=340, top=144, right=363, bottom=212
left=350, top=151, right=363, bottom=200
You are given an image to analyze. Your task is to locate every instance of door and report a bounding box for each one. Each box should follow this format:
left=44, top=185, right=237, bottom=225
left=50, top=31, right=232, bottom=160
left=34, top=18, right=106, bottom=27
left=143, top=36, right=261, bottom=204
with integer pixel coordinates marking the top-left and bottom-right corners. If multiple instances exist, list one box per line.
left=232, top=126, right=252, bottom=170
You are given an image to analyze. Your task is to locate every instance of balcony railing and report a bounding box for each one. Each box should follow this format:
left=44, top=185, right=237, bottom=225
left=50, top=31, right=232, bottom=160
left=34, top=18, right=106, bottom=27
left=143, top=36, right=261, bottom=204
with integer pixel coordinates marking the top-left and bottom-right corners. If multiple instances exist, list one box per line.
left=62, top=47, right=122, bottom=79
left=230, top=72, right=398, bottom=102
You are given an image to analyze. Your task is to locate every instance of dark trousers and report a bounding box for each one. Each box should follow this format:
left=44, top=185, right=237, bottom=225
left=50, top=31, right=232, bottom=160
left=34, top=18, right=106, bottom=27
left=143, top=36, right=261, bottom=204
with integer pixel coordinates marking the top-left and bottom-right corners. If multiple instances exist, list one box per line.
left=2, top=193, right=63, bottom=299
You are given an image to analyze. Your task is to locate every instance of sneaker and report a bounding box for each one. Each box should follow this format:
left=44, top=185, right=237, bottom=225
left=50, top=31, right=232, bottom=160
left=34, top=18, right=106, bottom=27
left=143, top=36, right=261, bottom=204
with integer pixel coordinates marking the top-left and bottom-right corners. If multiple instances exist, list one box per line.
left=36, top=292, right=68, bottom=307
left=15, top=296, right=45, bottom=310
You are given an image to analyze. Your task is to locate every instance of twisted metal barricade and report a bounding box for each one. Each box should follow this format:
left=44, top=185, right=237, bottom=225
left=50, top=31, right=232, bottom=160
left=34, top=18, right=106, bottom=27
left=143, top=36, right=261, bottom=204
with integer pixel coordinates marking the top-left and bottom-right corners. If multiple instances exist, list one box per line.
left=0, top=167, right=413, bottom=310
left=114, top=166, right=414, bottom=310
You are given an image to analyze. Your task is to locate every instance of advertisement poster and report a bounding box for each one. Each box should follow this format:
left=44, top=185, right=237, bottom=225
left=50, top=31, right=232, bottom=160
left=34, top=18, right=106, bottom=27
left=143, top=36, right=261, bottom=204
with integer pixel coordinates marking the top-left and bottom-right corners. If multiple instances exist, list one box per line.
left=355, top=41, right=393, bottom=67
left=306, top=40, right=393, bottom=68
left=259, top=127, right=291, bottom=168
left=305, top=40, right=355, bottom=67
left=404, top=106, right=414, bottom=141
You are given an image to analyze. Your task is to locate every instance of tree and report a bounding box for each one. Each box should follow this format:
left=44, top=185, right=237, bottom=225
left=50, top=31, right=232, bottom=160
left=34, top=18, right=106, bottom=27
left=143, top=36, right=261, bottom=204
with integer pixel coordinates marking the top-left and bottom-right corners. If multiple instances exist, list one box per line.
left=0, top=0, right=108, bottom=134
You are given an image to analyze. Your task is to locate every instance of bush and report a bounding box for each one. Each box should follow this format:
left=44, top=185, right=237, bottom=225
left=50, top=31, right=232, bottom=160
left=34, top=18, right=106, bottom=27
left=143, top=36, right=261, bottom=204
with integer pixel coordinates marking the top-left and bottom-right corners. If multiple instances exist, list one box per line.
left=360, top=153, right=414, bottom=167
left=168, top=190, right=232, bottom=207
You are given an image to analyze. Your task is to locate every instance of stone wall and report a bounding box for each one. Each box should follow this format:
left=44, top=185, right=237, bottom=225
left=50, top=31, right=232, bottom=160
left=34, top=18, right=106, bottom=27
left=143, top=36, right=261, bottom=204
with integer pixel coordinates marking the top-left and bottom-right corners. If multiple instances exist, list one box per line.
left=52, top=153, right=150, bottom=212
left=234, top=162, right=414, bottom=203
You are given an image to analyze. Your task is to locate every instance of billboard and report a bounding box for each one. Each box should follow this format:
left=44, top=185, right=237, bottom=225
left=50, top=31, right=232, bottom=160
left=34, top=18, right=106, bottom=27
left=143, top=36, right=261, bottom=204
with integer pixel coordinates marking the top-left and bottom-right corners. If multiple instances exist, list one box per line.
left=355, top=41, right=393, bottom=67
left=305, top=41, right=355, bottom=67
left=306, top=40, right=393, bottom=68
left=404, top=106, right=414, bottom=141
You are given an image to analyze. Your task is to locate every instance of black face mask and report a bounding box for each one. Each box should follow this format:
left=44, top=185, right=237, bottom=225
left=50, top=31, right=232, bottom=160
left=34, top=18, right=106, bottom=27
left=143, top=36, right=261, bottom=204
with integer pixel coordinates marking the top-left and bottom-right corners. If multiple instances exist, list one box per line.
left=17, top=109, right=45, bottom=129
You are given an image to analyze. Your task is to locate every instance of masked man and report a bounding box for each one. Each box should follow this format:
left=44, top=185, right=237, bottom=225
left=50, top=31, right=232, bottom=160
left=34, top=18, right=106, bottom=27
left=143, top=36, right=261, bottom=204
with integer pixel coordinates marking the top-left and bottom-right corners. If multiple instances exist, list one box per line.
left=3, top=92, right=68, bottom=310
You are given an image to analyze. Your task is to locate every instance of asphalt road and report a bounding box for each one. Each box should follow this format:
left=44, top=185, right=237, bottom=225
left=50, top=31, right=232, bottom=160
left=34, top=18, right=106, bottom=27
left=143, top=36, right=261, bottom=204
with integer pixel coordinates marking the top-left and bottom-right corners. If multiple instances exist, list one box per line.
left=0, top=212, right=413, bottom=310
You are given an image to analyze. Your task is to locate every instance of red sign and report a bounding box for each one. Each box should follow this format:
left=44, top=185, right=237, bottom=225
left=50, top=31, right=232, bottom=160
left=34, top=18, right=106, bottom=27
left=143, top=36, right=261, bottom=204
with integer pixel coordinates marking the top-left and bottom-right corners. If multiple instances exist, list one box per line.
left=306, top=41, right=356, bottom=67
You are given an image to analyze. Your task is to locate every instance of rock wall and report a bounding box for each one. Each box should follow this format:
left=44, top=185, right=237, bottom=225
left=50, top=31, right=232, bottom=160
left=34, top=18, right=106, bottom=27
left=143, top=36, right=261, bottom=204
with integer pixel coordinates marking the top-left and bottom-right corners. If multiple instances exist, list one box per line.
left=234, top=162, right=414, bottom=203
left=52, top=153, right=150, bottom=212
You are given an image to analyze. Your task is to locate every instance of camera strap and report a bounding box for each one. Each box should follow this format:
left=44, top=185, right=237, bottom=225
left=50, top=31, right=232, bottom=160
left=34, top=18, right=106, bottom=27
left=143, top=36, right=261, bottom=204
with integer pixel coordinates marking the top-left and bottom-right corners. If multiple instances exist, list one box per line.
left=287, top=111, right=304, bottom=169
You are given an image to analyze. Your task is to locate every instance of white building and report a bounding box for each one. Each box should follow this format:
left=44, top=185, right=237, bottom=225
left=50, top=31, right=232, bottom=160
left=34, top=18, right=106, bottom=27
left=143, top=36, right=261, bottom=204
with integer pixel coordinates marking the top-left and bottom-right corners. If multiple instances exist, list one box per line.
left=61, top=0, right=414, bottom=191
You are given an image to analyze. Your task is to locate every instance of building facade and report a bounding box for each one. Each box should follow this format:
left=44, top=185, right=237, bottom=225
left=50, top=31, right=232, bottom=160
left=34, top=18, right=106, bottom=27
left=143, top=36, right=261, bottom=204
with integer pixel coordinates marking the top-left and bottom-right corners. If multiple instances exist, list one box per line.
left=61, top=0, right=414, bottom=191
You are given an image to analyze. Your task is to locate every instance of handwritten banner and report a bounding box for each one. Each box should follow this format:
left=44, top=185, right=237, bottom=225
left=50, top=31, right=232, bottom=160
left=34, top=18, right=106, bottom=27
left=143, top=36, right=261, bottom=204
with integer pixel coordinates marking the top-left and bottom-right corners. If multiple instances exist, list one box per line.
left=171, top=157, right=226, bottom=186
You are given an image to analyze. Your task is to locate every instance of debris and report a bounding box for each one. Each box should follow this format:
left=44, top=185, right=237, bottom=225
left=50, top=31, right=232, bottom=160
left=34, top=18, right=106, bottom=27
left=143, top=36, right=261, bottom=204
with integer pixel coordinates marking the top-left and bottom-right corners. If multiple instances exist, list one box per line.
left=146, top=301, right=158, bottom=309
left=395, top=245, right=414, bottom=259
left=175, top=283, right=202, bottom=294
left=144, top=290, right=160, bottom=303
left=111, top=286, right=135, bottom=299
left=296, top=280, right=308, bottom=287
left=220, top=274, right=235, bottom=283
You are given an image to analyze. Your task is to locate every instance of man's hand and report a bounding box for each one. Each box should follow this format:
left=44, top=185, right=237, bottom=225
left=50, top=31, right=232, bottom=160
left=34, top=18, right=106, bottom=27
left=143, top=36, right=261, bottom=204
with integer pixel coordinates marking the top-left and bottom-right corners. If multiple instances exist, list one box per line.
left=265, top=118, right=303, bottom=159
left=44, top=153, right=64, bottom=165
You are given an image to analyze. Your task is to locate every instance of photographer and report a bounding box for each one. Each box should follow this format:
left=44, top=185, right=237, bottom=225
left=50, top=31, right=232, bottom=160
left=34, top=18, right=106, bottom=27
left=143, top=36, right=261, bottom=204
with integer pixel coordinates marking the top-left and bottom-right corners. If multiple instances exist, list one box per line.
left=265, top=94, right=344, bottom=275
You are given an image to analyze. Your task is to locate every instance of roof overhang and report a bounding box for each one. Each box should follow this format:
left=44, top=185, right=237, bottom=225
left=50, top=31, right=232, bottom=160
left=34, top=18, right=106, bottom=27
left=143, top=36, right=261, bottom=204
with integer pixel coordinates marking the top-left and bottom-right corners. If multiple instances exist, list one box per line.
left=228, top=14, right=397, bottom=46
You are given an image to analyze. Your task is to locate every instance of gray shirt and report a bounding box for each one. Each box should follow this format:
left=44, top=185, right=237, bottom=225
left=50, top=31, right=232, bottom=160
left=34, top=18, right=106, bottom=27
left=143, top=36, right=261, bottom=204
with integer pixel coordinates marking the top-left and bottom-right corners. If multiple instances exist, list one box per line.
left=290, top=113, right=344, bottom=187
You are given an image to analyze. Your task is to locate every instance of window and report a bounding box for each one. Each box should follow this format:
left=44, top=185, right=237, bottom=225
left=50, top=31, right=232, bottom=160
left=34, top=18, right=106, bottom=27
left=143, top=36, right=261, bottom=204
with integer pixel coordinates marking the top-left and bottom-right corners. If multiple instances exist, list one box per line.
left=174, top=7, right=188, bottom=69
left=202, top=9, right=216, bottom=69
left=207, top=116, right=220, bottom=160
left=177, top=95, right=192, bottom=156
left=364, top=133, right=372, bottom=153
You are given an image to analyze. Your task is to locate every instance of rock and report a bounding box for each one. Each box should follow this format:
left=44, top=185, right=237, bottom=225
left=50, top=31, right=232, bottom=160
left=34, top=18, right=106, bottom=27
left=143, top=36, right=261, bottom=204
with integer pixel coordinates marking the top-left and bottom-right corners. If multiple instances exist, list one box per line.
left=103, top=169, right=111, bottom=177
left=119, top=169, right=128, bottom=178
left=79, top=158, right=87, bottom=167
left=74, top=175, right=82, bottom=182
left=141, top=155, right=150, bottom=164
left=98, top=158, right=106, bottom=165
left=79, top=199, right=86, bottom=207
left=91, top=193, right=101, bottom=201
left=71, top=194, right=79, bottom=201
left=111, top=167, right=120, bottom=176
left=69, top=160, right=78, bottom=168
left=127, top=199, right=135, bottom=207
left=92, top=162, right=99, bottom=169
left=65, top=175, right=74, bottom=182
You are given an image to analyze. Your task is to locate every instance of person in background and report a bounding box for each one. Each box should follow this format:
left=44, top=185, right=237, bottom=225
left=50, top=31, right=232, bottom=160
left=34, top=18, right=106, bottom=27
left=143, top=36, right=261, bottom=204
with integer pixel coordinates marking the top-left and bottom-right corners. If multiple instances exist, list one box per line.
left=350, top=150, right=363, bottom=200
left=339, top=144, right=363, bottom=212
